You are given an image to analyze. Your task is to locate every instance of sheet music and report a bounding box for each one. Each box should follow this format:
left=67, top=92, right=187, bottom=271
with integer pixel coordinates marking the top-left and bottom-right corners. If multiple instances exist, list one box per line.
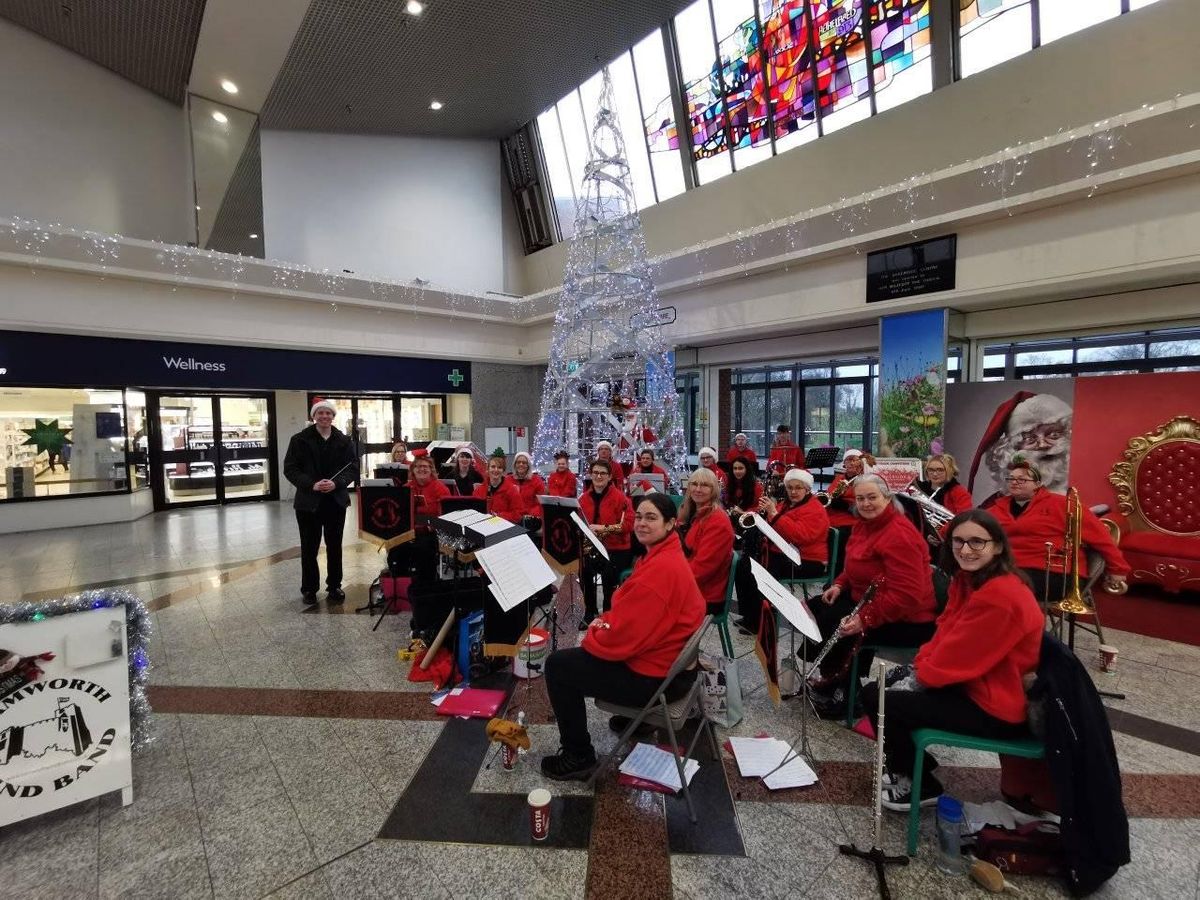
left=439, top=508, right=491, bottom=526
left=474, top=535, right=556, bottom=612
left=569, top=511, right=610, bottom=560
left=618, top=742, right=699, bottom=792
left=728, top=737, right=817, bottom=787
left=762, top=752, right=818, bottom=790
left=749, top=558, right=822, bottom=642
left=537, top=495, right=581, bottom=509
left=468, top=516, right=519, bottom=537
left=750, top=514, right=802, bottom=566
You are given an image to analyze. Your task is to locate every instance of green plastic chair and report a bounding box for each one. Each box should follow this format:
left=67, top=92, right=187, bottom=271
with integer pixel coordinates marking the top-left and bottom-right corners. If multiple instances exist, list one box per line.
left=780, top=527, right=841, bottom=600
left=712, top=550, right=741, bottom=657
left=669, top=493, right=685, bottom=511
left=906, top=728, right=1044, bottom=856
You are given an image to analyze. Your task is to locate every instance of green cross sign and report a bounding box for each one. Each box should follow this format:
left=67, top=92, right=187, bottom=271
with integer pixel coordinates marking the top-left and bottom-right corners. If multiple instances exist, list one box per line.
left=447, top=369, right=464, bottom=387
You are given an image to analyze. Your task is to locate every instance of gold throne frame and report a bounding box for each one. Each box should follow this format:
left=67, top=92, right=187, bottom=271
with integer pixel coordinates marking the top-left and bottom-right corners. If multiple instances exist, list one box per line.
left=1108, top=415, right=1200, bottom=537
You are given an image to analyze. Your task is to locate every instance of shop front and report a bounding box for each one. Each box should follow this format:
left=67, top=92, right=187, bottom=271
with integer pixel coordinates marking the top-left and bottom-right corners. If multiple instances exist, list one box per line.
left=0, top=330, right=471, bottom=529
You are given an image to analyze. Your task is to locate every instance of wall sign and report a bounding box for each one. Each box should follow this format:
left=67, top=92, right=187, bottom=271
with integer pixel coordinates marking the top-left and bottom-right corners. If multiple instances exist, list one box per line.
left=0, top=330, right=471, bottom=394
left=866, top=235, right=957, bottom=303
left=0, top=607, right=133, bottom=826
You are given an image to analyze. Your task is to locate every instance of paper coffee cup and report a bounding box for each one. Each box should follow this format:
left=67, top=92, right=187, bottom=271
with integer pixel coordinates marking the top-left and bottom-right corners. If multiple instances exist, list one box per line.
left=501, top=742, right=517, bottom=771
left=1098, top=645, right=1118, bottom=674
left=528, top=788, right=552, bottom=841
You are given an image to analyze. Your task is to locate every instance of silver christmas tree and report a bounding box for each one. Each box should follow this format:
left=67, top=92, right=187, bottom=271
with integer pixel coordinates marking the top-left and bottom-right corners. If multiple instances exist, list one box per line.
left=532, top=68, right=688, bottom=484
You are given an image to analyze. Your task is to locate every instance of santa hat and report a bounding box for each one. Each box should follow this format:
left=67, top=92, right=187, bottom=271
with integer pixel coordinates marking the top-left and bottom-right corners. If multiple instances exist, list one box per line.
left=734, top=432, right=748, bottom=442
left=784, top=468, right=814, bottom=488
left=966, top=390, right=1044, bottom=491
left=699, top=446, right=717, bottom=460
left=843, top=448, right=863, bottom=460
left=596, top=440, right=614, bottom=452
left=310, top=397, right=336, bottom=419
left=513, top=451, right=533, bottom=468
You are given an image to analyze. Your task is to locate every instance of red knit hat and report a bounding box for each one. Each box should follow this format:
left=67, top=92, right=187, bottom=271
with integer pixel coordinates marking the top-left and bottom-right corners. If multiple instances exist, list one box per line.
left=967, top=390, right=1036, bottom=491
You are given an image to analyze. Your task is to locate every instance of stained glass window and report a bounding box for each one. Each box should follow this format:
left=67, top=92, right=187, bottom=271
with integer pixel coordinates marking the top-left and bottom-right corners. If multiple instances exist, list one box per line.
left=758, top=0, right=819, bottom=153
left=810, top=1, right=871, bottom=134
left=632, top=31, right=686, bottom=202
left=581, top=56, right=657, bottom=211
left=675, top=0, right=733, bottom=184
left=868, top=1, right=932, bottom=113
left=958, top=0, right=1032, bottom=78
left=712, top=0, right=773, bottom=171
left=1039, top=0, right=1121, bottom=45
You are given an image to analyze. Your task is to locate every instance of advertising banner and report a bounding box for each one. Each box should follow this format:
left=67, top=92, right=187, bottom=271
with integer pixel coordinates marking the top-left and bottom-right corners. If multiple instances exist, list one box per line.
left=877, top=309, right=948, bottom=459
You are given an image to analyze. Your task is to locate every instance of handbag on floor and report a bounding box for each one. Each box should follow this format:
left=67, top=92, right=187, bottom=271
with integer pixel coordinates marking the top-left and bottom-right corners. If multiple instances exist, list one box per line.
left=698, top=651, right=743, bottom=728
left=973, top=821, right=1064, bottom=877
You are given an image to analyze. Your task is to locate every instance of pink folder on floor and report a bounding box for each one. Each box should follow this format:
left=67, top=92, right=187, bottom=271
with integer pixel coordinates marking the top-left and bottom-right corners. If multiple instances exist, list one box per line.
left=435, top=687, right=507, bottom=718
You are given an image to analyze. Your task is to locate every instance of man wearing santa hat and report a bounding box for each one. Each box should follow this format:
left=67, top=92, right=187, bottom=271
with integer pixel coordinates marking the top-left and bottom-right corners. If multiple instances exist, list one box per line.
left=283, top=398, right=359, bottom=607
left=968, top=391, right=1073, bottom=500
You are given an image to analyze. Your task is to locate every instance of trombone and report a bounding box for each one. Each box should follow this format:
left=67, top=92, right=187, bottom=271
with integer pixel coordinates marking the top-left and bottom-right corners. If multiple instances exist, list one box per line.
left=1045, top=487, right=1091, bottom=617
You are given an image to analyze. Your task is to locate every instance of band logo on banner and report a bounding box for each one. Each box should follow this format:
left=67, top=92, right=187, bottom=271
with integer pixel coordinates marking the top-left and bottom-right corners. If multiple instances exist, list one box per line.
left=357, top=481, right=414, bottom=551
left=538, top=496, right=581, bottom=575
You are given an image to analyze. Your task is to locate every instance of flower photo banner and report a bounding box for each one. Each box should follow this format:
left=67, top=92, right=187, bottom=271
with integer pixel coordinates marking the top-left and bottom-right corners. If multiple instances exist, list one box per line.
left=877, top=308, right=948, bottom=459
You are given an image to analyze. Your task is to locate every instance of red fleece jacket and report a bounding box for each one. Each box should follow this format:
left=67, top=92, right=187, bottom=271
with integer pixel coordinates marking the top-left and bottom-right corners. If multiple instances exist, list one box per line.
left=915, top=572, right=1043, bottom=723
left=682, top=507, right=735, bottom=603
left=547, top=470, right=578, bottom=498
left=835, top=504, right=935, bottom=630
left=578, top=486, right=634, bottom=551
left=582, top=537, right=705, bottom=678
left=473, top=479, right=524, bottom=523
left=410, top=477, right=450, bottom=519
left=767, top=495, right=830, bottom=564
left=509, top=473, right=546, bottom=518
left=985, top=488, right=1129, bottom=577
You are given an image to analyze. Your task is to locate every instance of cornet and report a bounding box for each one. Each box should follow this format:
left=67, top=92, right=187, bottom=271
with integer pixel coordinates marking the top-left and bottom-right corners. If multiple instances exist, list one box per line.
left=736, top=496, right=771, bottom=531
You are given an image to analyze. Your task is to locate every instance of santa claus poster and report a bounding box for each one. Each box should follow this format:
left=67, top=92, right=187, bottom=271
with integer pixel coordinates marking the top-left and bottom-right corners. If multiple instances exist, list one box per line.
left=945, top=379, right=1075, bottom=505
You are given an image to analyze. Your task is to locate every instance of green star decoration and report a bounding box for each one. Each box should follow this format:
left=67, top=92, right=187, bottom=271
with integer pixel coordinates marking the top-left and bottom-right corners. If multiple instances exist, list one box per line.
left=21, top=419, right=72, bottom=455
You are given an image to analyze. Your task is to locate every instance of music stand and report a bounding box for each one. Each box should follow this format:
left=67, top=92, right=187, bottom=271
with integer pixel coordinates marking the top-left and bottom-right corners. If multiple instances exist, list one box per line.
left=804, top=447, right=840, bottom=490
left=442, top=495, right=487, bottom=515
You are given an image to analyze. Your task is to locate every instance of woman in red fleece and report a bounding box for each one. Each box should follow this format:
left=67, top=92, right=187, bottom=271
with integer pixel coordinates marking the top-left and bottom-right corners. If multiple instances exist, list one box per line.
left=542, top=493, right=705, bottom=781
left=812, top=474, right=937, bottom=715
left=917, top=453, right=973, bottom=515
left=547, top=450, right=578, bottom=498
left=678, top=466, right=735, bottom=615
left=509, top=451, right=547, bottom=526
left=472, top=454, right=524, bottom=523
left=864, top=509, right=1044, bottom=812
left=577, top=458, right=635, bottom=625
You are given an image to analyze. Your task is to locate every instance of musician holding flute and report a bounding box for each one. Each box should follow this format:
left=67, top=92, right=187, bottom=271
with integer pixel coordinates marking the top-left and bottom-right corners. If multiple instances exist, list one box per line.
left=862, top=509, right=1043, bottom=812
left=812, top=474, right=936, bottom=717
left=578, top=458, right=635, bottom=628
left=733, top=468, right=829, bottom=634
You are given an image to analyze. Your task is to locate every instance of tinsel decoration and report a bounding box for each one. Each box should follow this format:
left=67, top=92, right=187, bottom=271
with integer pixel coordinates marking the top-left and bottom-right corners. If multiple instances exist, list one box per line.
left=532, top=67, right=689, bottom=484
left=0, top=589, right=155, bottom=751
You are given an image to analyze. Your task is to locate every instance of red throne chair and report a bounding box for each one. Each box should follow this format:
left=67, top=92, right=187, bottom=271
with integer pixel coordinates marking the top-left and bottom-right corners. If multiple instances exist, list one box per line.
left=1107, top=415, right=1200, bottom=594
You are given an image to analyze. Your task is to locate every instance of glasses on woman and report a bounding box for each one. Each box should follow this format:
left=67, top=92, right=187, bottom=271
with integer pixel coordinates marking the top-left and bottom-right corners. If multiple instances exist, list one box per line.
left=590, top=470, right=608, bottom=477
left=1005, top=477, right=1035, bottom=484
left=951, top=537, right=993, bottom=551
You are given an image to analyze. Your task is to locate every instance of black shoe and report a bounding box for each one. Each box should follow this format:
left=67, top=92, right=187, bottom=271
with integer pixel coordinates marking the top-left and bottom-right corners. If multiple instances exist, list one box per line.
left=810, top=687, right=848, bottom=720
left=541, top=748, right=597, bottom=781
left=327, top=588, right=346, bottom=604
left=881, top=773, right=944, bottom=812
left=301, top=591, right=319, bottom=606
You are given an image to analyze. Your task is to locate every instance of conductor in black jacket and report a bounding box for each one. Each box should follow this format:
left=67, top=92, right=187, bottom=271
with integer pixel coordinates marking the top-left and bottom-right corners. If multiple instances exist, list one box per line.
left=283, top=398, right=359, bottom=606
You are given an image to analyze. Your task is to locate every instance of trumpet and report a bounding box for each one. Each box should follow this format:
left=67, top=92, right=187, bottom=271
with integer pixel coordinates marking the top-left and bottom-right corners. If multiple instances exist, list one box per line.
left=735, top=496, right=771, bottom=531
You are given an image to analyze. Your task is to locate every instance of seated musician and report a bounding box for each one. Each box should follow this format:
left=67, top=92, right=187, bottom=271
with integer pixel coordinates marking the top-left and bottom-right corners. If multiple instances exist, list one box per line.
left=390, top=440, right=409, bottom=463
left=542, top=494, right=705, bottom=781
left=697, top=446, right=728, bottom=496
left=473, top=452, right=524, bottom=523
left=628, top=448, right=669, bottom=492
left=768, top=424, right=804, bottom=469
left=547, top=449, right=578, bottom=498
left=734, top=468, right=830, bottom=634
left=727, top=432, right=758, bottom=467
left=862, top=509, right=1043, bottom=811
left=678, top=467, right=735, bottom=616
left=509, top=451, right=546, bottom=529
left=917, top=453, right=973, bottom=515
left=826, top=449, right=874, bottom=573
left=578, top=458, right=635, bottom=628
left=725, top=458, right=763, bottom=523
left=813, top=474, right=937, bottom=717
left=594, top=440, right=626, bottom=493
left=450, top=446, right=483, bottom=496
left=983, top=457, right=1129, bottom=599
left=391, top=450, right=449, bottom=585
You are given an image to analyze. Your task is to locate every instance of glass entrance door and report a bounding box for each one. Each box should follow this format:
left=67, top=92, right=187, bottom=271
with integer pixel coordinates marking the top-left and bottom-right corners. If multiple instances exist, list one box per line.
left=149, top=393, right=277, bottom=509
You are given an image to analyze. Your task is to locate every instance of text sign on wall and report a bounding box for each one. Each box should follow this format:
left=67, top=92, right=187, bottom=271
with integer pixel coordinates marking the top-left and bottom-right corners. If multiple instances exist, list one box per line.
left=866, top=235, right=957, bottom=303
left=0, top=608, right=133, bottom=827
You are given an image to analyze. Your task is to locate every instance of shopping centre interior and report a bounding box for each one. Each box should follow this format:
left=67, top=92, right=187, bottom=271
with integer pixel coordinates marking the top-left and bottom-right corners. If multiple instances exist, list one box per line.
left=1, top=1, right=1199, bottom=897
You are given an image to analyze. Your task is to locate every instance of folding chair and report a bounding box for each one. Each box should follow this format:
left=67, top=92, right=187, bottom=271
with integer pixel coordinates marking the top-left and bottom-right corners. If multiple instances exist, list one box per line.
left=588, top=615, right=719, bottom=823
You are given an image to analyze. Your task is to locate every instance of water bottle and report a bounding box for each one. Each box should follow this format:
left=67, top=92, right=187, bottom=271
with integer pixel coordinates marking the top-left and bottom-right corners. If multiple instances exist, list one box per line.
left=935, top=795, right=966, bottom=875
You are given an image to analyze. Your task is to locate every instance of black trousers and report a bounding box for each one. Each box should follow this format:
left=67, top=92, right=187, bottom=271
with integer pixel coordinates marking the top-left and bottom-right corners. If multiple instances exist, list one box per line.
left=1023, top=568, right=1066, bottom=607
left=863, top=682, right=1028, bottom=777
left=734, top=553, right=826, bottom=631
left=296, top=502, right=347, bottom=593
left=544, top=647, right=693, bottom=757
left=808, top=590, right=936, bottom=693
left=582, top=549, right=632, bottom=617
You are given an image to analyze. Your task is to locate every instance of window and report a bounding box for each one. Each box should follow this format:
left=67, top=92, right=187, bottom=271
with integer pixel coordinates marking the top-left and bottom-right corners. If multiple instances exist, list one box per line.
left=760, top=0, right=820, bottom=153
left=958, top=0, right=1033, bottom=78
left=537, top=108, right=576, bottom=240
left=1, top=387, right=134, bottom=501
left=633, top=30, right=687, bottom=202
left=712, top=0, right=774, bottom=171
left=810, top=1, right=872, bottom=134
left=1039, top=0, right=1121, bottom=45
left=982, top=328, right=1200, bottom=379
left=581, top=58, right=657, bottom=210
left=868, top=1, right=932, bottom=113
left=676, top=0, right=734, bottom=184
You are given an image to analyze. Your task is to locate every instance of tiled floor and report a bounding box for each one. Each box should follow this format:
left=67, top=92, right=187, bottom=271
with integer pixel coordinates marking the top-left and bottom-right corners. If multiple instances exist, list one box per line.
left=2, top=500, right=1199, bottom=899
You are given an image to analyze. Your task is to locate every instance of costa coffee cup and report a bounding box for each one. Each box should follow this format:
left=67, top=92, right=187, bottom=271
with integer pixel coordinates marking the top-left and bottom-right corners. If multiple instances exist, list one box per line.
left=1098, top=645, right=1119, bottom=674
left=528, top=788, right=552, bottom=841
left=501, top=742, right=517, bottom=771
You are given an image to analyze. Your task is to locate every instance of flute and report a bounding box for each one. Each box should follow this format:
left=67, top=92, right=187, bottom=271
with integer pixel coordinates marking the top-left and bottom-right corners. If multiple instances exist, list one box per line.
left=805, top=580, right=880, bottom=682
